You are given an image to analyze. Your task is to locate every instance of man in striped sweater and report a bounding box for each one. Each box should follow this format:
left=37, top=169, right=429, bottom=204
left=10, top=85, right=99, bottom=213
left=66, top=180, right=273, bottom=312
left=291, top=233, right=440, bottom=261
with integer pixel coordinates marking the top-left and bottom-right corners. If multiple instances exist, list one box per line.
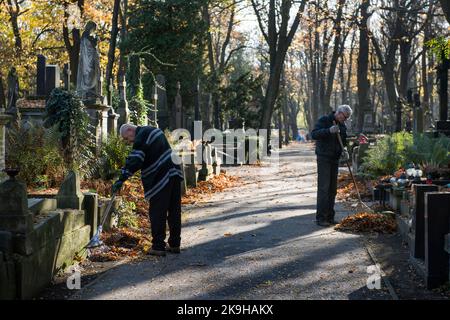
left=112, top=124, right=184, bottom=256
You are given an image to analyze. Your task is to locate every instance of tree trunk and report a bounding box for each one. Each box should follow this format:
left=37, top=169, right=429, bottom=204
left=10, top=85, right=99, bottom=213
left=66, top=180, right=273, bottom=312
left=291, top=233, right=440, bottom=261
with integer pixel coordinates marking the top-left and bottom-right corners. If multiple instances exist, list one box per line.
left=63, top=0, right=84, bottom=85
left=117, top=0, right=128, bottom=85
left=289, top=100, right=299, bottom=139
left=106, top=0, right=121, bottom=95
left=357, top=0, right=370, bottom=133
left=252, top=0, right=307, bottom=130
left=323, top=0, right=346, bottom=113
left=6, top=0, right=22, bottom=52
left=439, top=0, right=450, bottom=24
left=399, top=40, right=412, bottom=99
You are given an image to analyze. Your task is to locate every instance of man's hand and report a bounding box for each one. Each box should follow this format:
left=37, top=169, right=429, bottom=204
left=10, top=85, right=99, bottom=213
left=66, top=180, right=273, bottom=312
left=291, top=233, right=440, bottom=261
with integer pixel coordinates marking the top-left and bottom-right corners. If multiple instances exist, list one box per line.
left=329, top=125, right=340, bottom=134
left=112, top=180, right=124, bottom=194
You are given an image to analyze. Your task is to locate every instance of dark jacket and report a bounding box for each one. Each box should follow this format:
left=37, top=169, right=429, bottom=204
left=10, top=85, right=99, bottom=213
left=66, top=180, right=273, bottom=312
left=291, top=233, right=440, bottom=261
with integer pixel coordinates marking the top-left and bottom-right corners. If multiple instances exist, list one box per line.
left=311, top=112, right=347, bottom=161
left=119, top=126, right=183, bottom=200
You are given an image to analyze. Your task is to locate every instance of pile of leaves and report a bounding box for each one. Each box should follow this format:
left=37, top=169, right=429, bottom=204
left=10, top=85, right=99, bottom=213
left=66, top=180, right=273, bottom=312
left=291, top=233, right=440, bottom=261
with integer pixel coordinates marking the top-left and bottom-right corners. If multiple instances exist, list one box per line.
left=181, top=173, right=242, bottom=205
left=335, top=212, right=397, bottom=233
left=89, top=226, right=152, bottom=262
left=336, top=173, right=371, bottom=200
left=89, top=172, right=240, bottom=261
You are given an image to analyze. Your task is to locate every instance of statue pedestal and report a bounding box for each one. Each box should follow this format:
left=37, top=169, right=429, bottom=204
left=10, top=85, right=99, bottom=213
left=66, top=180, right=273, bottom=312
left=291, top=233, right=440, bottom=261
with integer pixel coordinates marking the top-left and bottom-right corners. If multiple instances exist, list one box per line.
left=0, top=113, right=12, bottom=176
left=84, top=102, right=110, bottom=154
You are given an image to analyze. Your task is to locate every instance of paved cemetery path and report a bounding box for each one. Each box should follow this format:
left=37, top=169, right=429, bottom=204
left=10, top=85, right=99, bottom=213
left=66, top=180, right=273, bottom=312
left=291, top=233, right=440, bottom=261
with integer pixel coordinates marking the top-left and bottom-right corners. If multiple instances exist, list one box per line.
left=74, top=142, right=392, bottom=300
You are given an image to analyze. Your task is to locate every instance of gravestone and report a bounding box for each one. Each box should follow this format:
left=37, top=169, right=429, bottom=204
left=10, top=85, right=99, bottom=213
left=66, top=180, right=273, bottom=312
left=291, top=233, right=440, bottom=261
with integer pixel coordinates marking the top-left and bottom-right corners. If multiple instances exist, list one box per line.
left=410, top=184, right=439, bottom=260
left=184, top=152, right=197, bottom=187
left=117, top=80, right=130, bottom=128
left=156, top=74, right=169, bottom=130
left=424, top=192, right=450, bottom=289
left=63, top=63, right=71, bottom=91
left=45, top=65, right=60, bottom=97
left=198, top=142, right=213, bottom=181
left=36, top=55, right=46, bottom=96
left=436, top=57, right=450, bottom=136
left=0, top=112, right=11, bottom=177
left=108, top=107, right=119, bottom=135
left=174, top=81, right=183, bottom=129
left=0, top=171, right=33, bottom=234
left=194, top=79, right=201, bottom=122
left=56, top=171, right=84, bottom=210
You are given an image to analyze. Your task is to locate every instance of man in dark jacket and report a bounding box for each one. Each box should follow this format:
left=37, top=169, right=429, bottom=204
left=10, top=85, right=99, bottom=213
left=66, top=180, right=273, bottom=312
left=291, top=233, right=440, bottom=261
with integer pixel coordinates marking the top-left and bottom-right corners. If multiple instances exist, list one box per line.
left=311, top=105, right=352, bottom=227
left=112, top=124, right=184, bottom=256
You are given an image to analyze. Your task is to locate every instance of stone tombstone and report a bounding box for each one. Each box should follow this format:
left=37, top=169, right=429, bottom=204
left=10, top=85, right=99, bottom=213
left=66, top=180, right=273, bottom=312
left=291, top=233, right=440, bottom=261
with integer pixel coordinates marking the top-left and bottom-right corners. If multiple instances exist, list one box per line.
left=202, top=93, right=213, bottom=130
left=414, top=93, right=423, bottom=133
left=424, top=192, right=450, bottom=289
left=0, top=172, right=33, bottom=234
left=0, top=113, right=11, bottom=175
left=108, top=78, right=114, bottom=107
left=63, top=63, right=71, bottom=91
left=36, top=55, right=46, bottom=96
left=411, top=184, right=439, bottom=260
left=45, top=65, right=60, bottom=97
left=117, top=80, right=130, bottom=128
left=76, top=21, right=102, bottom=103
left=194, top=79, right=200, bottom=121
left=56, top=170, right=84, bottom=210
left=108, top=107, right=119, bottom=136
left=156, top=74, right=169, bottom=130
left=184, top=152, right=197, bottom=188
left=174, top=81, right=183, bottom=129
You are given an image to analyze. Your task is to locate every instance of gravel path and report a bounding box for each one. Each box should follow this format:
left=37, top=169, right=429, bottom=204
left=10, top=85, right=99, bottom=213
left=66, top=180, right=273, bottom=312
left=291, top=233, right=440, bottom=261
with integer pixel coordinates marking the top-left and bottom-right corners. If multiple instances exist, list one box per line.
left=73, top=142, right=392, bottom=300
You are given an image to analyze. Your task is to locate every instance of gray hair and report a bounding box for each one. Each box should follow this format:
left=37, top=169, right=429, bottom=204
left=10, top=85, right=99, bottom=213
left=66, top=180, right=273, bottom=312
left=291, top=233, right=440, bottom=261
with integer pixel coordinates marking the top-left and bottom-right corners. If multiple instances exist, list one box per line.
left=336, top=105, right=352, bottom=118
left=119, top=123, right=137, bottom=137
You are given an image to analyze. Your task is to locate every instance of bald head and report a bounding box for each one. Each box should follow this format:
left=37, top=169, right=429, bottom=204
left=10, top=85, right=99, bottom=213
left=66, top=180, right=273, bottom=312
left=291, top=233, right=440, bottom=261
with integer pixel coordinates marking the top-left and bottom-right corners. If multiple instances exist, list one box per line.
left=119, top=123, right=137, bottom=144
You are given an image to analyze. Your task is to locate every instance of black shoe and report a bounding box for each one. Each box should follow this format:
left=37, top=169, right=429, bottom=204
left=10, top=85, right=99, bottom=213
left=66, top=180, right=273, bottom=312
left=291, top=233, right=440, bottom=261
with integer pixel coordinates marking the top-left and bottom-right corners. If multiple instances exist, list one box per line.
left=316, top=220, right=332, bottom=227
left=147, top=248, right=166, bottom=256
left=328, top=219, right=339, bottom=225
left=166, top=245, right=181, bottom=254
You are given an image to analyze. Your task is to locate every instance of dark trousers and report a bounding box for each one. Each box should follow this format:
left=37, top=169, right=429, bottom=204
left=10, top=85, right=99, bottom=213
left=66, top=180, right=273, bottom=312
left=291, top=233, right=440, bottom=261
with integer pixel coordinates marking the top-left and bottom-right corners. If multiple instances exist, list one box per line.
left=316, top=156, right=339, bottom=222
left=148, top=177, right=182, bottom=250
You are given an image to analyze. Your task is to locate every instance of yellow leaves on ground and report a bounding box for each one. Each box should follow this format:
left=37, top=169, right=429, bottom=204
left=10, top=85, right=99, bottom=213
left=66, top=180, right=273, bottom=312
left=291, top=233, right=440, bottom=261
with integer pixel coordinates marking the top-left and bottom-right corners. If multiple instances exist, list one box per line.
left=335, top=212, right=397, bottom=234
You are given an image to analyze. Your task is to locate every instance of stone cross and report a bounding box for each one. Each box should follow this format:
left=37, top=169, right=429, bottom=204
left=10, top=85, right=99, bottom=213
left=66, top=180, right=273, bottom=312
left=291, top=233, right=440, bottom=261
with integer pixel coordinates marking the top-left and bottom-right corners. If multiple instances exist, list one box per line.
left=174, top=81, right=183, bottom=129
left=150, top=82, right=159, bottom=128
left=63, top=63, right=71, bottom=91
left=118, top=80, right=130, bottom=127
left=194, top=79, right=200, bottom=121
left=108, top=78, right=114, bottom=108
left=156, top=74, right=169, bottom=129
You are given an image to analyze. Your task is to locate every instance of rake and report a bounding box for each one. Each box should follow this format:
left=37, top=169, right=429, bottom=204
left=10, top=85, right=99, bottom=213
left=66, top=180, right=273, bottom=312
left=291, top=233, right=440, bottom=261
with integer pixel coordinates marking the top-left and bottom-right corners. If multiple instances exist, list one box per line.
left=86, top=191, right=118, bottom=248
left=334, top=121, right=374, bottom=214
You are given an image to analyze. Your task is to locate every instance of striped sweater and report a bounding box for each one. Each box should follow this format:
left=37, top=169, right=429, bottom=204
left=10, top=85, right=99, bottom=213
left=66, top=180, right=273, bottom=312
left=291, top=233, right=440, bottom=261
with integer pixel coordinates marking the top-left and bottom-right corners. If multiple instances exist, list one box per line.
left=119, top=126, right=184, bottom=200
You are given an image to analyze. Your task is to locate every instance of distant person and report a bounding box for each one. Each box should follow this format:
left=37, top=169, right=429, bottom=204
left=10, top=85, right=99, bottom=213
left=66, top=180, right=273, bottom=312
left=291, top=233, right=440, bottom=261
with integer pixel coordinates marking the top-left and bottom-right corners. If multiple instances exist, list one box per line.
left=311, top=105, right=352, bottom=227
left=112, top=124, right=184, bottom=256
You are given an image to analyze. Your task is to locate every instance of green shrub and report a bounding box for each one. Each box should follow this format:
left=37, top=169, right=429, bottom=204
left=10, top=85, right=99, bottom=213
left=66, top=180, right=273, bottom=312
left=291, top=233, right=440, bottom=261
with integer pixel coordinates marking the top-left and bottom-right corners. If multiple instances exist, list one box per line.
left=405, top=133, right=450, bottom=172
left=6, top=124, right=66, bottom=187
left=98, top=134, right=131, bottom=180
left=44, top=88, right=96, bottom=176
left=117, top=200, right=139, bottom=228
left=359, top=131, right=413, bottom=177
left=129, top=91, right=149, bottom=126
